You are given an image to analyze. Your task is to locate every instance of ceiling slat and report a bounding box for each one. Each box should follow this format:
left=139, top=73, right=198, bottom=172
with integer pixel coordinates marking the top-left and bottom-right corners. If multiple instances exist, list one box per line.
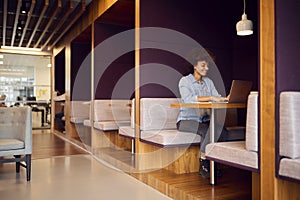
left=26, top=0, right=49, bottom=48
left=11, top=0, right=22, bottom=46
left=34, top=0, right=62, bottom=48
left=41, top=0, right=75, bottom=51
left=19, top=0, right=36, bottom=47
left=49, top=0, right=86, bottom=50
left=2, top=0, right=7, bottom=46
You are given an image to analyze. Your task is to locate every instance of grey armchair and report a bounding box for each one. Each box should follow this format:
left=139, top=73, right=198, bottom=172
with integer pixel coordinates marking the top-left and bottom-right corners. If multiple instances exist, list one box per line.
left=0, top=106, right=32, bottom=181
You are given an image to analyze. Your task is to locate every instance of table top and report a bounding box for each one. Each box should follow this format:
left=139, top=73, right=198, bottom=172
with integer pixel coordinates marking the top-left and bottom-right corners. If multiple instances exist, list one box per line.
left=170, top=102, right=247, bottom=109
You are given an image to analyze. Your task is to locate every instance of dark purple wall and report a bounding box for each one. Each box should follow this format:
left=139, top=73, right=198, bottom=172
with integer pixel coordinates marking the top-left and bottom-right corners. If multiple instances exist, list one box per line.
left=94, top=23, right=135, bottom=99
left=71, top=43, right=91, bottom=101
left=276, top=0, right=300, bottom=92
left=54, top=48, right=65, bottom=94
left=275, top=0, right=300, bottom=178
left=140, top=0, right=259, bottom=98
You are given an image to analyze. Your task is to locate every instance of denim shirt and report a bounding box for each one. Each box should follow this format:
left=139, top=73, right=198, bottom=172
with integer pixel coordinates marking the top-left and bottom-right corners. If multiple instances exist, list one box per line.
left=177, top=74, right=221, bottom=123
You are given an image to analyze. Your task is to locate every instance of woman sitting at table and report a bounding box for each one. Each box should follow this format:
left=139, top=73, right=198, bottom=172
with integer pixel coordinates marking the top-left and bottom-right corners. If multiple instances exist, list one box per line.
left=176, top=48, right=228, bottom=178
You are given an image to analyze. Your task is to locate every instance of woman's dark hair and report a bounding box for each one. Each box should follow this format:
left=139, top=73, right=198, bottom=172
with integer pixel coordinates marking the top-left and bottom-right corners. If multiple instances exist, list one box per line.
left=184, top=48, right=216, bottom=74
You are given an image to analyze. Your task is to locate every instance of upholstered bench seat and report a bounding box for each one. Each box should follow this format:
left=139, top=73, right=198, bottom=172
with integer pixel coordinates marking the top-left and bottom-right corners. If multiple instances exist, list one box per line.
left=70, top=117, right=88, bottom=124
left=0, top=139, right=25, bottom=151
left=279, top=158, right=300, bottom=180
left=141, top=129, right=200, bottom=147
left=206, top=141, right=258, bottom=171
left=83, top=119, right=91, bottom=127
left=119, top=126, right=135, bottom=138
left=279, top=92, right=300, bottom=182
left=94, top=121, right=130, bottom=131
left=70, top=101, right=90, bottom=124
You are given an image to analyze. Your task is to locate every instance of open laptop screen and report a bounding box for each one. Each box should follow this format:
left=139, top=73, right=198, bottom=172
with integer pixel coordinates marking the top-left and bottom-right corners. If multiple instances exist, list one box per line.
left=227, top=80, right=253, bottom=103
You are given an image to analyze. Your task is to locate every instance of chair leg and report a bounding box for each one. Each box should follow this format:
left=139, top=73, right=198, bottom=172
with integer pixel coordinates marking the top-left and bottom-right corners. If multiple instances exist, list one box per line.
left=26, top=154, right=31, bottom=181
left=14, top=155, right=21, bottom=173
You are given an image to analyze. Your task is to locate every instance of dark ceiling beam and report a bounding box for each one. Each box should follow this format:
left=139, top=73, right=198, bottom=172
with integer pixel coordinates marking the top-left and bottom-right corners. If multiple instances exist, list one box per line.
left=26, top=0, right=49, bottom=48
left=49, top=0, right=86, bottom=50
left=41, top=0, right=75, bottom=51
left=19, top=0, right=36, bottom=47
left=2, top=0, right=7, bottom=46
left=10, top=0, right=22, bottom=46
left=34, top=0, right=62, bottom=48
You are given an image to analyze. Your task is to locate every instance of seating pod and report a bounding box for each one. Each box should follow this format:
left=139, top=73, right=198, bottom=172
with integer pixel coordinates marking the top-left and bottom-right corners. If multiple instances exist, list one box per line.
left=69, top=101, right=91, bottom=147
left=92, top=99, right=132, bottom=153
left=205, top=92, right=259, bottom=179
left=135, top=98, right=200, bottom=174
left=278, top=92, right=300, bottom=182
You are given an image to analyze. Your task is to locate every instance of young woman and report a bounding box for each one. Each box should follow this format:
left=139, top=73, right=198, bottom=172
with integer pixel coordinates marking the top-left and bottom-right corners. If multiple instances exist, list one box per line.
left=176, top=49, right=228, bottom=178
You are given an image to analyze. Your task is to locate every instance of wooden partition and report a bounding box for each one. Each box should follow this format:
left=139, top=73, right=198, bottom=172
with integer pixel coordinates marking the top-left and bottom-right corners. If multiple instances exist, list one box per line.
left=52, top=48, right=66, bottom=133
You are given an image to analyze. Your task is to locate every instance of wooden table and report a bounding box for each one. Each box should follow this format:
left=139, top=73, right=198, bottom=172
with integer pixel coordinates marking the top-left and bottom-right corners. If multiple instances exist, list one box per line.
left=171, top=102, right=247, bottom=185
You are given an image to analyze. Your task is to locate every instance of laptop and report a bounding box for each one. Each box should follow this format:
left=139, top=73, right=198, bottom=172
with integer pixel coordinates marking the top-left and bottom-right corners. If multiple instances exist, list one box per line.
left=226, top=80, right=253, bottom=103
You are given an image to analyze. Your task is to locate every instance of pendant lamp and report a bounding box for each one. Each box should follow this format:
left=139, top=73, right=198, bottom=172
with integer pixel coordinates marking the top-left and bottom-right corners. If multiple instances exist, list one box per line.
left=236, top=0, right=253, bottom=36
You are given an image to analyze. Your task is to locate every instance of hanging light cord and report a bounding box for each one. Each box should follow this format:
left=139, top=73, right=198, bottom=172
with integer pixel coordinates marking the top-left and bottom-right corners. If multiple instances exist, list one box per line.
left=243, top=0, right=246, bottom=14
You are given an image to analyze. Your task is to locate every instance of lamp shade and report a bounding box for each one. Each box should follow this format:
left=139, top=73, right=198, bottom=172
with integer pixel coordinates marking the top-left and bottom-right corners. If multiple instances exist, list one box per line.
left=236, top=14, right=253, bottom=36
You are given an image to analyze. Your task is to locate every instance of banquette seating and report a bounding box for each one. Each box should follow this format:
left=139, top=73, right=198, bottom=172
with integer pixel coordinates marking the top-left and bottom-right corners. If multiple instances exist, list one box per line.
left=124, top=98, right=201, bottom=173
left=139, top=98, right=201, bottom=147
left=278, top=91, right=300, bottom=182
left=69, top=100, right=91, bottom=146
left=93, top=99, right=131, bottom=131
left=87, top=99, right=132, bottom=152
left=0, top=106, right=32, bottom=181
left=205, top=92, right=259, bottom=180
left=70, top=101, right=90, bottom=124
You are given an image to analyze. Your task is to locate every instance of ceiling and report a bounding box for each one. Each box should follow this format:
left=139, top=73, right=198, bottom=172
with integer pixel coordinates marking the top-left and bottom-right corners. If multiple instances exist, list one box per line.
left=0, top=0, right=92, bottom=52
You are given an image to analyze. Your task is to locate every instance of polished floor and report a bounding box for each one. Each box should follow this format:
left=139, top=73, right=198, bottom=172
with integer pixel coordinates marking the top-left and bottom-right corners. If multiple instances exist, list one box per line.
left=0, top=128, right=252, bottom=200
left=0, top=130, right=171, bottom=200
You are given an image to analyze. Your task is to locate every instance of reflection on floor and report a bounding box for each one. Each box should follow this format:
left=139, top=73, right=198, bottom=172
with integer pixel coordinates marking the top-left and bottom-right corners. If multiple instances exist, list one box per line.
left=0, top=130, right=252, bottom=200
left=0, top=155, right=171, bottom=200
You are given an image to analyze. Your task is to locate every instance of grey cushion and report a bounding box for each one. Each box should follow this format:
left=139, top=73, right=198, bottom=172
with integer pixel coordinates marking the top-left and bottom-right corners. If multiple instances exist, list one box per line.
left=119, top=126, right=135, bottom=138
left=141, top=129, right=200, bottom=146
left=245, top=91, right=259, bottom=152
left=94, top=121, right=130, bottom=131
left=279, top=158, right=300, bottom=180
left=83, top=119, right=91, bottom=127
left=140, top=98, right=180, bottom=131
left=206, top=141, right=258, bottom=170
left=279, top=92, right=300, bottom=159
left=94, top=100, right=131, bottom=122
left=70, top=101, right=90, bottom=121
left=0, top=139, right=24, bottom=150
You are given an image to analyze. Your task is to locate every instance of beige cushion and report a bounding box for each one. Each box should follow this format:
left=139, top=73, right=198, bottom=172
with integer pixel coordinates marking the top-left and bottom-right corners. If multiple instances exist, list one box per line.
left=141, top=129, right=200, bottom=146
left=94, top=100, right=131, bottom=122
left=0, top=139, right=24, bottom=150
left=140, top=98, right=180, bottom=131
left=83, top=119, right=91, bottom=127
left=245, top=91, right=259, bottom=152
left=279, top=158, right=300, bottom=180
left=94, top=121, right=130, bottom=131
left=280, top=92, right=300, bottom=159
left=70, top=101, right=90, bottom=123
left=119, top=126, right=135, bottom=138
left=206, top=141, right=258, bottom=170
